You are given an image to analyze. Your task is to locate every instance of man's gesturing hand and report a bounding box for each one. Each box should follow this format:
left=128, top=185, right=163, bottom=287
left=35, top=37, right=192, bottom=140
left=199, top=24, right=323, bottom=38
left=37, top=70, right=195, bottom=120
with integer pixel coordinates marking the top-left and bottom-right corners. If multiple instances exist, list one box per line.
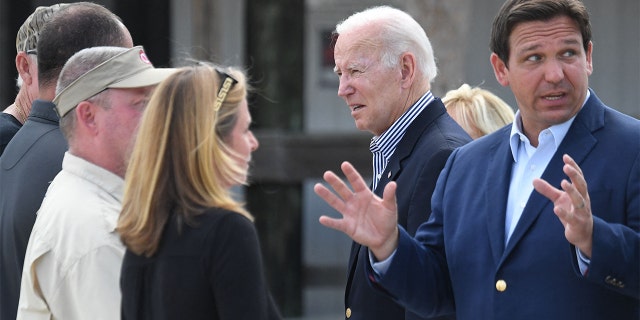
left=314, top=161, right=399, bottom=260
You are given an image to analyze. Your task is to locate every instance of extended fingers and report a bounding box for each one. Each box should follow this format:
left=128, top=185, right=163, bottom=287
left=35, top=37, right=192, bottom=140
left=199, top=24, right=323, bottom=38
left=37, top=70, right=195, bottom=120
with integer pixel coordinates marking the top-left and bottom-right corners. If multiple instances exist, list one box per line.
left=314, top=182, right=347, bottom=213
left=560, top=179, right=586, bottom=212
left=534, top=178, right=574, bottom=225
left=562, top=154, right=587, bottom=194
left=322, top=169, right=353, bottom=201
left=318, top=215, right=348, bottom=234
left=563, top=154, right=583, bottom=176
left=533, top=178, right=562, bottom=202
left=561, top=154, right=589, bottom=210
left=341, top=161, right=370, bottom=193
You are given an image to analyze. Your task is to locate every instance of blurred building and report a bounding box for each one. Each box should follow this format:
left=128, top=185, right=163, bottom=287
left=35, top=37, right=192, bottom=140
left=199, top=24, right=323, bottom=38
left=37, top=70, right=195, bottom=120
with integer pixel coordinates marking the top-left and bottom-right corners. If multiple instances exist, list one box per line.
left=1, top=0, right=638, bottom=318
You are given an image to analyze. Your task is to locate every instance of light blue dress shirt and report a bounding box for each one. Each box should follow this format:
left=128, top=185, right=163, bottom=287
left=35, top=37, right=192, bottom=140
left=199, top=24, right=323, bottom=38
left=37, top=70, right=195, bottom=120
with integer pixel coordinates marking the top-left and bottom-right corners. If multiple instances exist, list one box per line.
left=505, top=110, right=575, bottom=243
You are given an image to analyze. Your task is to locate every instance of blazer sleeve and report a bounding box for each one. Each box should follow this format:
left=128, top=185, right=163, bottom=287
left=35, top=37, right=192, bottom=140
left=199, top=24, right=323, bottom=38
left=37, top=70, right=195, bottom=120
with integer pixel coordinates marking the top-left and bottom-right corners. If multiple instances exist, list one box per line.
left=405, top=147, right=456, bottom=235
left=584, top=153, right=640, bottom=300
left=367, top=152, right=458, bottom=318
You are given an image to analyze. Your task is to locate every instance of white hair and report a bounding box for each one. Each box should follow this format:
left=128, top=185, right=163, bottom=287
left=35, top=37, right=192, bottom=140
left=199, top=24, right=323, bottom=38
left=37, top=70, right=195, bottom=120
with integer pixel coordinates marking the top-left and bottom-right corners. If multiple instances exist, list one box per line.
left=335, top=5, right=437, bottom=82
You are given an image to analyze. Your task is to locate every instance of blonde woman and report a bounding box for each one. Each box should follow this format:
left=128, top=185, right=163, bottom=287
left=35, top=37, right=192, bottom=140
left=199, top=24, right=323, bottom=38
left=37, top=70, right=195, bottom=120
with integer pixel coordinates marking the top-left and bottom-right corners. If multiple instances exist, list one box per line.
left=443, top=83, right=515, bottom=139
left=118, top=63, right=281, bottom=319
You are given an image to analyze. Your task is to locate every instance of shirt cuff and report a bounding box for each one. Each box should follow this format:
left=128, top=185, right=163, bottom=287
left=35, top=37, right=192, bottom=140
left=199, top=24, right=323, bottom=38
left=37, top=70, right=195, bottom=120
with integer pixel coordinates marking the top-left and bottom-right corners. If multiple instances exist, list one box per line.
left=369, top=248, right=397, bottom=278
left=576, top=247, right=591, bottom=276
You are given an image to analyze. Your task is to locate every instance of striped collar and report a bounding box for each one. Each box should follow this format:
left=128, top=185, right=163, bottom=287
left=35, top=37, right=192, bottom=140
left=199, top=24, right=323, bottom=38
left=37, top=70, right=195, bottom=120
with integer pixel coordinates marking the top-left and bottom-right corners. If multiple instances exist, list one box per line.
left=370, top=91, right=433, bottom=189
left=370, top=91, right=434, bottom=156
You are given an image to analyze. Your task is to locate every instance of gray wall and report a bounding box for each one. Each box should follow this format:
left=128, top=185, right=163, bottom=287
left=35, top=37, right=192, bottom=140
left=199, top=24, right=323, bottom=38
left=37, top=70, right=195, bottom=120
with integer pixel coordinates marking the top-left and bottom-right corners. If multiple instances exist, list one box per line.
left=304, top=0, right=640, bottom=132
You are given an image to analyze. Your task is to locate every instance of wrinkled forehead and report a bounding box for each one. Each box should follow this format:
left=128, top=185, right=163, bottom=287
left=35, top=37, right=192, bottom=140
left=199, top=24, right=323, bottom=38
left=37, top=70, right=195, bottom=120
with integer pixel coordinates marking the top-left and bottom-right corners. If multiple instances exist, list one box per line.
left=334, top=31, right=383, bottom=67
left=336, top=24, right=383, bottom=51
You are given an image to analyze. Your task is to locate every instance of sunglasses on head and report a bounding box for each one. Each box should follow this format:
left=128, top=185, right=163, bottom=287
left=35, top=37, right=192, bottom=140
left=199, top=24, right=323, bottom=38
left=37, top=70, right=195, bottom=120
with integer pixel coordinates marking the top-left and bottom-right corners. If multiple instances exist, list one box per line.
left=213, top=69, right=238, bottom=112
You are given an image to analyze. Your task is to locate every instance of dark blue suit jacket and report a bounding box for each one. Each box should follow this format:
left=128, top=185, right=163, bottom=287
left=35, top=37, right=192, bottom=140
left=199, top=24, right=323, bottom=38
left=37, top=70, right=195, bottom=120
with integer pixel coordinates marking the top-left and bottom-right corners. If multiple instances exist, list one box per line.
left=346, top=98, right=471, bottom=320
left=369, top=90, right=640, bottom=319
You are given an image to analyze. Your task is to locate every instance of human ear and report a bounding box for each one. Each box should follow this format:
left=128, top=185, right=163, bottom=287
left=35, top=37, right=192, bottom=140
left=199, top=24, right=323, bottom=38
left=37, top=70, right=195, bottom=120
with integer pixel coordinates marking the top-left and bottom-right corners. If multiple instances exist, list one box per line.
left=15, top=52, right=34, bottom=86
left=75, top=101, right=99, bottom=135
left=585, top=41, right=593, bottom=76
left=399, top=52, right=417, bottom=88
left=490, top=53, right=509, bottom=87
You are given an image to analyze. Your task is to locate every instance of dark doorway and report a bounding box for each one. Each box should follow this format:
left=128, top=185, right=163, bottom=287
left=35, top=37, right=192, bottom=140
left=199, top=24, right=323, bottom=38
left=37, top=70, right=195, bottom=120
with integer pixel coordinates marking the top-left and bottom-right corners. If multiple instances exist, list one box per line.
left=0, top=0, right=171, bottom=108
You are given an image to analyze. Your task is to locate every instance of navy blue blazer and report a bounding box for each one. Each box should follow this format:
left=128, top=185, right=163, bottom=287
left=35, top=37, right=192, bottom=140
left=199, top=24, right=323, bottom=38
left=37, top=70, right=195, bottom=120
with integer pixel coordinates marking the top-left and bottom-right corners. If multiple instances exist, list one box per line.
left=345, top=98, right=471, bottom=320
left=369, top=90, right=640, bottom=319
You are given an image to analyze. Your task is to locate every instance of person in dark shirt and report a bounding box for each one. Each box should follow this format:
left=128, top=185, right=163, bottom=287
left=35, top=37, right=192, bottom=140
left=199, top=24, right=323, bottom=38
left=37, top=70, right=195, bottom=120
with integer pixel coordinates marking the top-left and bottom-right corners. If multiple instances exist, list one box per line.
left=0, top=4, right=69, bottom=155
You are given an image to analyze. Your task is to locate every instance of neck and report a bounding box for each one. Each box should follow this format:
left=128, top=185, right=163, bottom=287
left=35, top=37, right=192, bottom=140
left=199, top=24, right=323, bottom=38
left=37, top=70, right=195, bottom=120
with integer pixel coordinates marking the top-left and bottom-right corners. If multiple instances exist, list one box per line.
left=70, top=143, right=125, bottom=179
left=404, top=84, right=429, bottom=111
left=39, top=85, right=56, bottom=102
left=8, top=88, right=34, bottom=124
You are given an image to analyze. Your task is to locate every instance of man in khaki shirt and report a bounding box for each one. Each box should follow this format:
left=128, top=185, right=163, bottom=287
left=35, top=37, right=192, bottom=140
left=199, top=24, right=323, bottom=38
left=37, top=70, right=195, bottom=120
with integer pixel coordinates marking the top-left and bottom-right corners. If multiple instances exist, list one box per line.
left=17, top=46, right=174, bottom=319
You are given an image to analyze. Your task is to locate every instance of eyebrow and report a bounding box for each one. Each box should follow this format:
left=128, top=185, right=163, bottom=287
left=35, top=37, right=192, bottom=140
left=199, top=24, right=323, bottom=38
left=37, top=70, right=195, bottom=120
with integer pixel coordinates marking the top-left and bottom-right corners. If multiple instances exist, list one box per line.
left=520, top=37, right=582, bottom=53
left=334, top=61, right=368, bottom=74
left=561, top=38, right=582, bottom=46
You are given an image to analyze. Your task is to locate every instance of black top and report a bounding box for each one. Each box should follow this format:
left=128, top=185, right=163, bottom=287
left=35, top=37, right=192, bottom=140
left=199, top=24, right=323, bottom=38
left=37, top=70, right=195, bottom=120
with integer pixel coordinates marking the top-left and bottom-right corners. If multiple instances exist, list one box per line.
left=0, top=100, right=67, bottom=320
left=121, top=208, right=282, bottom=320
left=0, top=112, right=22, bottom=155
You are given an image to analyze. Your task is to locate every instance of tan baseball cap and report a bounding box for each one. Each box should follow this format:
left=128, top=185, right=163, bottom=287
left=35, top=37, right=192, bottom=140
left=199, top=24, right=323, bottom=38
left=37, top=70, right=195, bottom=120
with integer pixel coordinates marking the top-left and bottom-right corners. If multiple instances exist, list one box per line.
left=16, top=4, right=71, bottom=53
left=54, top=46, right=176, bottom=117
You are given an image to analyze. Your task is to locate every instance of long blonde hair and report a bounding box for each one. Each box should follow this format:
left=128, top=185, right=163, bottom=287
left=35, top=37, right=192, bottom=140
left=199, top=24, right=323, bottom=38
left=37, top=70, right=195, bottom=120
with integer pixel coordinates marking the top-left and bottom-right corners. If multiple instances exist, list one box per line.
left=443, top=83, right=514, bottom=139
left=118, top=63, right=252, bottom=257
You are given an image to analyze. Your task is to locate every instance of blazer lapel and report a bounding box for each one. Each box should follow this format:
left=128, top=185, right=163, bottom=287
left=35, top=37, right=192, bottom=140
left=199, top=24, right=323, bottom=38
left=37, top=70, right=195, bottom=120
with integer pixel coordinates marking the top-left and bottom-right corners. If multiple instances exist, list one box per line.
left=484, top=129, right=514, bottom=264
left=345, top=241, right=361, bottom=303
left=502, top=91, right=602, bottom=260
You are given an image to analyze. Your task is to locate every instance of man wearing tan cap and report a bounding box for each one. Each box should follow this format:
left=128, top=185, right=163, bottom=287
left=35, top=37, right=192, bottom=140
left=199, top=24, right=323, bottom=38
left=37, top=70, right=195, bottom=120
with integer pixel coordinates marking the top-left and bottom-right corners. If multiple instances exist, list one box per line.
left=0, top=4, right=69, bottom=155
left=0, top=4, right=134, bottom=320
left=17, top=46, right=174, bottom=320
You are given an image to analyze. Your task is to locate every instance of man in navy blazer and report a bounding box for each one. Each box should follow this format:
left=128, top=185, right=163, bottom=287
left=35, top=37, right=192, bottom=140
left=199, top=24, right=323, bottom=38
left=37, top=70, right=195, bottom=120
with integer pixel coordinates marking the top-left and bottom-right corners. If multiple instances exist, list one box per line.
left=331, top=5, right=470, bottom=320
left=316, top=0, right=639, bottom=319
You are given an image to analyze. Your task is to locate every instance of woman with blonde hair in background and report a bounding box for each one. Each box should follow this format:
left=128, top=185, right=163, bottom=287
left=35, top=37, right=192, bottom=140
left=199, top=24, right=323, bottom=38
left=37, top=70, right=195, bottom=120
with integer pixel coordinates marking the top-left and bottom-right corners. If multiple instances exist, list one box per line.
left=443, top=83, right=515, bottom=139
left=118, top=62, right=281, bottom=320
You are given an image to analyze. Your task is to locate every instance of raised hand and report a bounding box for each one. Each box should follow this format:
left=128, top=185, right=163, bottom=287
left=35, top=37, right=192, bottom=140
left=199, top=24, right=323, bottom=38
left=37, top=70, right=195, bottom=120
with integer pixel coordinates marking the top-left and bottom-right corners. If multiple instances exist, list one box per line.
left=314, top=161, right=399, bottom=260
left=533, top=154, right=593, bottom=257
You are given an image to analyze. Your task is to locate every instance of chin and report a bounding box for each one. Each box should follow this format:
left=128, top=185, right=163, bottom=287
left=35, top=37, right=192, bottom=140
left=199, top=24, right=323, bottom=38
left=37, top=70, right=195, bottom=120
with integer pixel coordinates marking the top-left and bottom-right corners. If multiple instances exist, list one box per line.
left=229, top=174, right=248, bottom=187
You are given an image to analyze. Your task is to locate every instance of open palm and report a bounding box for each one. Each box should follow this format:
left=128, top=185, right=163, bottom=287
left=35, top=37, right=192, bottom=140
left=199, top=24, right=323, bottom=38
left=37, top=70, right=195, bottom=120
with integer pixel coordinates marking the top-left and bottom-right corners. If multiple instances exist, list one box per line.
left=314, top=161, right=400, bottom=260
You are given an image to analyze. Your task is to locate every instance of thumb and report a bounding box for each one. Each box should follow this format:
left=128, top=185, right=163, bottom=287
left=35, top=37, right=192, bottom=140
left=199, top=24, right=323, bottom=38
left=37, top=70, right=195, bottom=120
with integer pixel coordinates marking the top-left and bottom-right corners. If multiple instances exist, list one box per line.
left=382, top=181, right=398, bottom=210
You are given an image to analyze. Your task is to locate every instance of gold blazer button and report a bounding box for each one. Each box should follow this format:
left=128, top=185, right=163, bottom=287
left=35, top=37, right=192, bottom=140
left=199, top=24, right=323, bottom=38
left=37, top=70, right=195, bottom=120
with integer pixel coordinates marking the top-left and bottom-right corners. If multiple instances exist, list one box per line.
left=496, top=279, right=507, bottom=292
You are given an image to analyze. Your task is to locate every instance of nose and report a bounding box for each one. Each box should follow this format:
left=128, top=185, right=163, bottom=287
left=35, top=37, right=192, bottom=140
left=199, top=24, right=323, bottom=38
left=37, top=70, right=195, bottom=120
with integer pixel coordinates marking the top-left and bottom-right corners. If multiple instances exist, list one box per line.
left=337, top=75, right=354, bottom=99
left=250, top=131, right=259, bottom=151
left=544, top=59, right=565, bottom=84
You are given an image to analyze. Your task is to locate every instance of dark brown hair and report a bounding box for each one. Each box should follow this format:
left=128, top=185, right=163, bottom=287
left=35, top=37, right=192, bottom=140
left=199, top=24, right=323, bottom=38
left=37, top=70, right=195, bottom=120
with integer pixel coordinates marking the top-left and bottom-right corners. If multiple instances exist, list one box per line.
left=490, top=0, right=591, bottom=66
left=37, top=2, right=131, bottom=89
